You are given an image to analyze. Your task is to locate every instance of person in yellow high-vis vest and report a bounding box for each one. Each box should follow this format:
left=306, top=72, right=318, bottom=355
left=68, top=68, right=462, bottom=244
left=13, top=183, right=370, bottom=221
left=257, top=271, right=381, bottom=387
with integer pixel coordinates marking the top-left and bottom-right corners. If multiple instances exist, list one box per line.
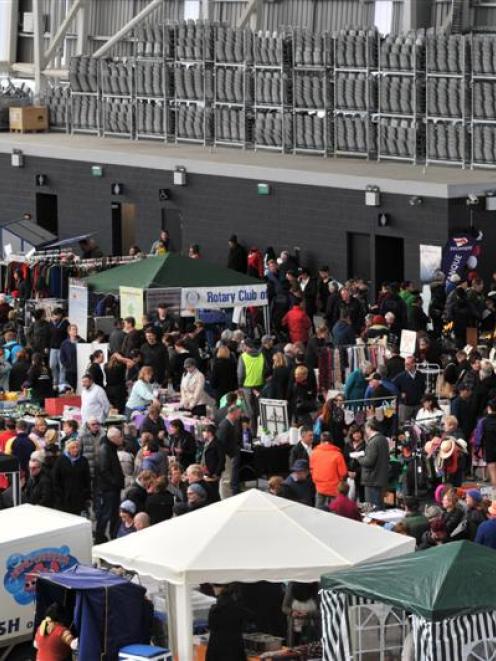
left=237, top=338, right=267, bottom=435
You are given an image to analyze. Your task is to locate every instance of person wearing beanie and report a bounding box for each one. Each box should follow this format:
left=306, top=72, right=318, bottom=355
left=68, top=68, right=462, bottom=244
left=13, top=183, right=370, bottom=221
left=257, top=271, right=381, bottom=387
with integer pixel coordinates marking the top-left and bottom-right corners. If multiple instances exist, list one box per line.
left=465, top=489, right=487, bottom=539
left=116, top=499, right=136, bottom=538
left=174, top=481, right=208, bottom=516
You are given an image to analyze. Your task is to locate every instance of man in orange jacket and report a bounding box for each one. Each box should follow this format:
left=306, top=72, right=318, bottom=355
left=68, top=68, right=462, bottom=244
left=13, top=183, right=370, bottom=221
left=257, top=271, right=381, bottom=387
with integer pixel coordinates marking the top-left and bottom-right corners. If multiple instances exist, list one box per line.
left=310, top=432, right=348, bottom=509
left=281, top=302, right=312, bottom=344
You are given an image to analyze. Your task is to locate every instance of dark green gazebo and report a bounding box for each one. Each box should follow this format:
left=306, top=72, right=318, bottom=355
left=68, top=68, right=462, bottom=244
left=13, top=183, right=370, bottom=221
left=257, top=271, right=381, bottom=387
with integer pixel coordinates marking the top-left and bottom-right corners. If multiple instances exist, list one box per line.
left=321, top=541, right=496, bottom=661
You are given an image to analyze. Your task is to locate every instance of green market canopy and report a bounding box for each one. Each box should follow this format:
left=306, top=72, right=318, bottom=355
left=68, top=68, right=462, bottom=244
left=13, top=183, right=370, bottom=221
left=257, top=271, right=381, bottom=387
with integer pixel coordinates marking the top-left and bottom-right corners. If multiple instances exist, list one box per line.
left=321, top=542, right=496, bottom=661
left=84, top=254, right=267, bottom=308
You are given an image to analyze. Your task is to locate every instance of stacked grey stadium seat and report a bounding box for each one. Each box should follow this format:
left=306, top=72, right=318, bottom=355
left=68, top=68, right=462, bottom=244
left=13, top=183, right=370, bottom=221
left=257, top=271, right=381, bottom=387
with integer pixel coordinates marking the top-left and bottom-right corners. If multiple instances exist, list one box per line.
left=334, top=28, right=377, bottom=69
left=425, top=33, right=468, bottom=165
left=135, top=61, right=164, bottom=98
left=136, top=100, right=165, bottom=137
left=380, top=76, right=418, bottom=115
left=71, top=95, right=98, bottom=132
left=380, top=32, right=425, bottom=71
left=216, top=67, right=252, bottom=104
left=215, top=27, right=249, bottom=64
left=101, top=60, right=132, bottom=96
left=472, top=124, right=496, bottom=164
left=44, top=87, right=68, bottom=130
left=255, top=71, right=291, bottom=106
left=335, top=73, right=370, bottom=111
left=103, top=99, right=132, bottom=135
left=69, top=57, right=99, bottom=93
left=379, top=118, right=417, bottom=158
left=174, top=65, right=213, bottom=101
left=293, top=72, right=325, bottom=109
left=176, top=104, right=213, bottom=142
left=215, top=107, right=249, bottom=143
left=293, top=29, right=327, bottom=67
left=175, top=21, right=214, bottom=62
left=135, top=24, right=164, bottom=58
left=335, top=114, right=374, bottom=153
left=254, top=111, right=293, bottom=150
left=294, top=112, right=326, bottom=150
left=426, top=77, right=465, bottom=118
left=426, top=122, right=465, bottom=162
left=333, top=28, right=377, bottom=156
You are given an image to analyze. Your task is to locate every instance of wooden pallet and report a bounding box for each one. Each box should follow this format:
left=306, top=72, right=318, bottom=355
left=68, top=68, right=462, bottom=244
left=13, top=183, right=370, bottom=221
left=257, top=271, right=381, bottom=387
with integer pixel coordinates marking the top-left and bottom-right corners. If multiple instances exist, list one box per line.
left=9, top=128, right=47, bottom=134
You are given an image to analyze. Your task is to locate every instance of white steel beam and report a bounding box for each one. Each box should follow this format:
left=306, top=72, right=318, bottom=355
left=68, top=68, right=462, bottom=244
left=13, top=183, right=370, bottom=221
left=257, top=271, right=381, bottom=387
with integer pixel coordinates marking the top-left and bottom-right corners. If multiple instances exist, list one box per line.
left=238, top=0, right=257, bottom=28
left=92, top=0, right=163, bottom=58
left=33, top=0, right=45, bottom=98
left=43, top=0, right=83, bottom=68
left=76, top=0, right=89, bottom=56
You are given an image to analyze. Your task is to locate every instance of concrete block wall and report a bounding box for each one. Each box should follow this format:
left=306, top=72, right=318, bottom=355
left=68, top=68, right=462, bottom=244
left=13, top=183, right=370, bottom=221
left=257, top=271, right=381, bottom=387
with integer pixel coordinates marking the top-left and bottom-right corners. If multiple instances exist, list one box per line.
left=0, top=153, right=449, bottom=288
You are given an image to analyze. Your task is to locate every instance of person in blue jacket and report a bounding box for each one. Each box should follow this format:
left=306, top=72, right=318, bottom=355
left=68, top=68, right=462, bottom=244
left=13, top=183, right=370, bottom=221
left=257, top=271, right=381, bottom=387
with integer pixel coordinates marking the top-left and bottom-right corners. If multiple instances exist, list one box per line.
left=344, top=362, right=374, bottom=402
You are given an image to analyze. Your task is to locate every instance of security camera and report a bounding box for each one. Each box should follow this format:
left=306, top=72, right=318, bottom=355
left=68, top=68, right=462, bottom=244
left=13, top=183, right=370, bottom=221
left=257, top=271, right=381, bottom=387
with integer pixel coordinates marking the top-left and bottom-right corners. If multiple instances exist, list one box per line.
left=466, top=194, right=480, bottom=206
left=409, top=196, right=422, bottom=206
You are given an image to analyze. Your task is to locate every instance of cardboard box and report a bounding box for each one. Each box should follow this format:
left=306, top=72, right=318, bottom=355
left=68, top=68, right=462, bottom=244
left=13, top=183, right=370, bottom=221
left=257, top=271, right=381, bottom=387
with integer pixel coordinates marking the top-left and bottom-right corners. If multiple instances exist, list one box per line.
left=9, top=106, right=48, bottom=132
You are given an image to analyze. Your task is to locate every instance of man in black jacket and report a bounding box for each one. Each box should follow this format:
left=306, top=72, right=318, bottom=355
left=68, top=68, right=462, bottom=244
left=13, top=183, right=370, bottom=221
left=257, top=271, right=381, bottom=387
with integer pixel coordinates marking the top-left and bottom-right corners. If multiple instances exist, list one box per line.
left=281, top=459, right=315, bottom=507
left=227, top=235, right=247, bottom=273
left=25, top=453, right=54, bottom=508
left=140, top=327, right=169, bottom=384
left=289, top=427, right=314, bottom=468
left=94, top=427, right=124, bottom=543
left=217, top=406, right=242, bottom=499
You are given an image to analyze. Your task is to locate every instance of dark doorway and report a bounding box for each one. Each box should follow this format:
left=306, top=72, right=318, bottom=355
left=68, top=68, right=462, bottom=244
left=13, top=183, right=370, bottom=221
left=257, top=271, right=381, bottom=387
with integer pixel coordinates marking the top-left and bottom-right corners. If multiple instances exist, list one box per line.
left=161, top=206, right=183, bottom=253
left=375, top=236, right=404, bottom=287
left=36, top=193, right=58, bottom=235
left=111, top=202, right=137, bottom=256
left=347, top=232, right=371, bottom=282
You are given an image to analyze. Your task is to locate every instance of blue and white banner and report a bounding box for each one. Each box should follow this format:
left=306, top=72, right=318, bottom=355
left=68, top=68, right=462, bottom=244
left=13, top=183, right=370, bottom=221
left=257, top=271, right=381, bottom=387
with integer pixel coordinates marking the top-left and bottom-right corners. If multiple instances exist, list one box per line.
left=181, top=284, right=267, bottom=309
left=441, top=233, right=481, bottom=290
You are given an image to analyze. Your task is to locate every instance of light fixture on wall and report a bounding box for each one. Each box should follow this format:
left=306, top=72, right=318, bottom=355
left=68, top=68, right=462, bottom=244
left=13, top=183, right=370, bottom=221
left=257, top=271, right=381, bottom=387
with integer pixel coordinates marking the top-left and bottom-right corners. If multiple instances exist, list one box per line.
left=466, top=193, right=480, bottom=206
left=409, top=196, right=423, bottom=206
left=365, top=185, right=380, bottom=207
left=378, top=213, right=391, bottom=227
left=485, top=191, right=496, bottom=211
left=11, top=149, right=24, bottom=168
left=174, top=166, right=187, bottom=186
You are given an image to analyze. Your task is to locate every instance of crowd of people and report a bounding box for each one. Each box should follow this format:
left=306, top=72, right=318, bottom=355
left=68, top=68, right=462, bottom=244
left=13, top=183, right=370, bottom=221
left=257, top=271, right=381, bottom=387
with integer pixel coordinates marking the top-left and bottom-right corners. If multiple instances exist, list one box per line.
left=3, top=231, right=496, bottom=659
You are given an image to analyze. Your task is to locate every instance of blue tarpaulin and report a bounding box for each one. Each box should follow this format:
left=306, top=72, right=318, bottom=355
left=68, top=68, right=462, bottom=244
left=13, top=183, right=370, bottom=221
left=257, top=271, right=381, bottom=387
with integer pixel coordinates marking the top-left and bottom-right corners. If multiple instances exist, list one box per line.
left=35, top=565, right=152, bottom=660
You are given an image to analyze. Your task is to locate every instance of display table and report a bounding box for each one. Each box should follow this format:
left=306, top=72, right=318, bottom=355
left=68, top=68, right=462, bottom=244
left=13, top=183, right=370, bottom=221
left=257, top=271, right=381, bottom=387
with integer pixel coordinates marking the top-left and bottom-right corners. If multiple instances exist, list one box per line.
left=240, top=445, right=290, bottom=482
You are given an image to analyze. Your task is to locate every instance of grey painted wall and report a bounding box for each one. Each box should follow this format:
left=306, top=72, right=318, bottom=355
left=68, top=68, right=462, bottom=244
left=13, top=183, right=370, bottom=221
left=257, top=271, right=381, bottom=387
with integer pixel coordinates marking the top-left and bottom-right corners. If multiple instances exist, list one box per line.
left=0, top=153, right=450, bottom=289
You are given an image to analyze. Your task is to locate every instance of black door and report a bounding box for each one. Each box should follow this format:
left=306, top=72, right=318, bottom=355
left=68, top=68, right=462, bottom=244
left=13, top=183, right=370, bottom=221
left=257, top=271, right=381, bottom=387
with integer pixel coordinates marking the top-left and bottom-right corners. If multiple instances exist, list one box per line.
left=36, top=193, right=58, bottom=235
left=111, top=202, right=122, bottom=256
left=375, top=236, right=404, bottom=286
left=161, top=206, right=183, bottom=253
left=347, top=232, right=371, bottom=282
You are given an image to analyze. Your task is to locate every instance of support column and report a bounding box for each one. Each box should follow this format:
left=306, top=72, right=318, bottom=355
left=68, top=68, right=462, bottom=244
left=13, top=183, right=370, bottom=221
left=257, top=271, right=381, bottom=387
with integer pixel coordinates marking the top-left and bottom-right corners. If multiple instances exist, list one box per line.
left=172, top=584, right=194, bottom=661
left=33, top=0, right=45, bottom=100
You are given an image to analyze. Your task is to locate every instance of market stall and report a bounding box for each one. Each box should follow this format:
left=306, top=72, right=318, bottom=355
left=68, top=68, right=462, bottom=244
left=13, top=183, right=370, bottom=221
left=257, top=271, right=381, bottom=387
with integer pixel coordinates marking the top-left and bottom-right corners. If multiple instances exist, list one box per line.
left=35, top=565, right=152, bottom=661
left=93, top=489, right=414, bottom=661
left=83, top=254, right=268, bottom=326
left=321, top=541, right=496, bottom=661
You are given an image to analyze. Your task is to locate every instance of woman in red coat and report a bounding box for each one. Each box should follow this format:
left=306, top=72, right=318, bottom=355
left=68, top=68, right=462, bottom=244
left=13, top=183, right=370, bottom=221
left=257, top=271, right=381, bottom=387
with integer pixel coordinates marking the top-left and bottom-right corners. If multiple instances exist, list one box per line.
left=34, top=603, right=77, bottom=661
